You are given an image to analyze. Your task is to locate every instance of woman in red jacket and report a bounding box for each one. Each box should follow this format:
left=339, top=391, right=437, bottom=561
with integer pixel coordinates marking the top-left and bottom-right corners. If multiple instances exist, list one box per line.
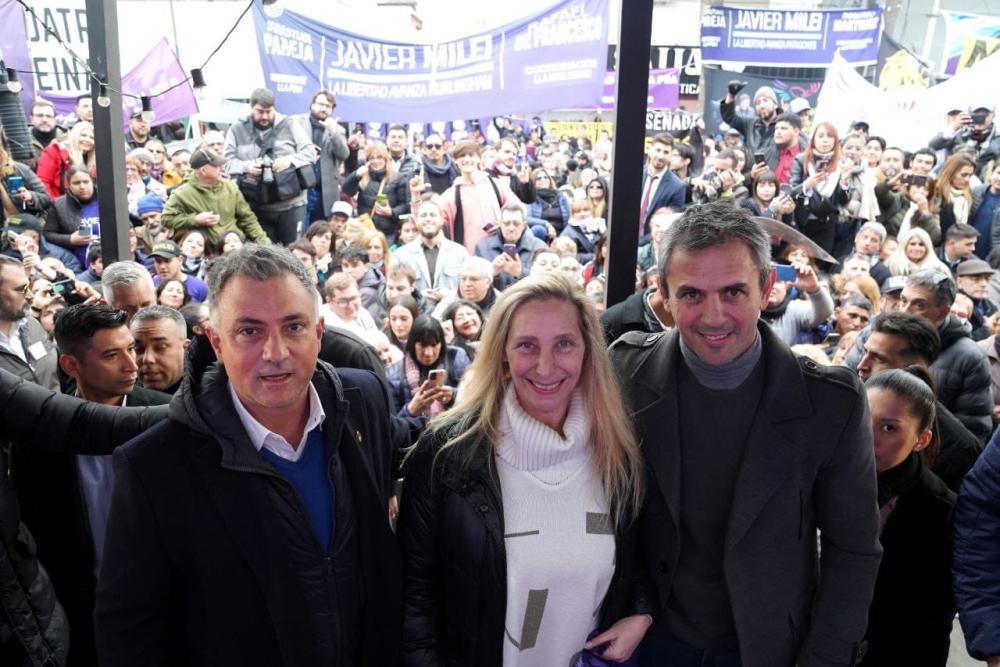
left=36, top=121, right=96, bottom=199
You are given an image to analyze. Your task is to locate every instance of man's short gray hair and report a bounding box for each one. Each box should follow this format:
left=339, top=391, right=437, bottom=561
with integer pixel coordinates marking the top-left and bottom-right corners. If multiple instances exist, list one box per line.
left=206, top=244, right=319, bottom=326
left=131, top=304, right=187, bottom=338
left=858, top=221, right=887, bottom=243
left=906, top=270, right=958, bottom=308
left=102, top=261, right=155, bottom=301
left=658, top=201, right=771, bottom=293
left=461, top=256, right=493, bottom=280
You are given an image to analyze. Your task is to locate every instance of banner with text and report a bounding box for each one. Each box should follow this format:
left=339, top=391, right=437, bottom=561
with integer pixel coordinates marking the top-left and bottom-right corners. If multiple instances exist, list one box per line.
left=700, top=6, right=882, bottom=67
left=599, top=68, right=679, bottom=110
left=701, top=67, right=823, bottom=136
left=606, top=45, right=702, bottom=99
left=941, top=11, right=1000, bottom=75
left=253, top=0, right=610, bottom=123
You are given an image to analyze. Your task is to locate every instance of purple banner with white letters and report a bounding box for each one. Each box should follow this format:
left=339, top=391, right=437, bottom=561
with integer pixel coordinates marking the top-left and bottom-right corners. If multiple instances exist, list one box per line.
left=600, top=68, right=679, bottom=110
left=40, top=39, right=198, bottom=129
left=700, top=6, right=882, bottom=67
left=0, top=0, right=38, bottom=112
left=253, top=0, right=610, bottom=122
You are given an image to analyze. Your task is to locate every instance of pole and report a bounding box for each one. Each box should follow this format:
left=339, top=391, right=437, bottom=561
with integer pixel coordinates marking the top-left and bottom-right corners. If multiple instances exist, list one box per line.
left=605, top=0, right=653, bottom=308
left=85, top=0, right=130, bottom=264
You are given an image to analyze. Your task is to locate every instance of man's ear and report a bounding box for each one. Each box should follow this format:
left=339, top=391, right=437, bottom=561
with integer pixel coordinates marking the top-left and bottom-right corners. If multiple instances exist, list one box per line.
left=205, top=326, right=223, bottom=360
left=58, top=353, right=79, bottom=380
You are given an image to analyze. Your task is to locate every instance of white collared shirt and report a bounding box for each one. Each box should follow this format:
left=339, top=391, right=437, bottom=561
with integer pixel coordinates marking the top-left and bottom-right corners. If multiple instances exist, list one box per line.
left=0, top=318, right=28, bottom=362
left=228, top=380, right=326, bottom=463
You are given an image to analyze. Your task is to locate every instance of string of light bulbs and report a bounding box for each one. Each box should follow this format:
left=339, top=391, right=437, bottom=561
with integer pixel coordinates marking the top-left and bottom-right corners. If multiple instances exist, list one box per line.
left=4, top=0, right=255, bottom=122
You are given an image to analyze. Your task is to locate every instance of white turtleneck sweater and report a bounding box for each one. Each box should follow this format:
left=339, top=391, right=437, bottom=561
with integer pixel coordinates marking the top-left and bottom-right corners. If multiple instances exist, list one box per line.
left=496, top=389, right=615, bottom=667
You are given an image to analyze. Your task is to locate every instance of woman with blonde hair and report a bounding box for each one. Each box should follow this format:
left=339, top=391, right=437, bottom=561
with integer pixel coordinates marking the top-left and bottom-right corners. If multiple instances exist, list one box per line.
left=398, top=272, right=651, bottom=666
left=341, top=140, right=409, bottom=242
left=361, top=228, right=391, bottom=276
left=935, top=153, right=976, bottom=237
left=885, top=227, right=951, bottom=277
left=835, top=273, right=882, bottom=315
left=36, top=120, right=96, bottom=199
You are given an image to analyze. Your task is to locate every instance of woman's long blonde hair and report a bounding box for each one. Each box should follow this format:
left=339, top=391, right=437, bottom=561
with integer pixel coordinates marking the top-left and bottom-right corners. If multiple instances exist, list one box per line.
left=359, top=140, right=395, bottom=190
left=66, top=121, right=95, bottom=169
left=885, top=227, right=951, bottom=277
left=937, top=153, right=976, bottom=207
left=424, top=272, right=643, bottom=525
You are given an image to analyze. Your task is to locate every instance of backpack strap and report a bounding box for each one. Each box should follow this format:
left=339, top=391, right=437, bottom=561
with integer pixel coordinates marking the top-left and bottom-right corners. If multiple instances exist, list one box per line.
left=452, top=185, right=464, bottom=246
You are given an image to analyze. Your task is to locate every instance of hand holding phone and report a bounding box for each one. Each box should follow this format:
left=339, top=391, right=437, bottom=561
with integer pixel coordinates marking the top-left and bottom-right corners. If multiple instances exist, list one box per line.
left=502, top=243, right=517, bottom=259
left=428, top=369, right=446, bottom=387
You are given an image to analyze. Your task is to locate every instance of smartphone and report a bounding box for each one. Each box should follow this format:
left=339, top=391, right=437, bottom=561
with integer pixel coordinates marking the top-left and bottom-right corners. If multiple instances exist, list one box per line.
left=374, top=193, right=388, bottom=207
left=910, top=174, right=928, bottom=187
left=6, top=175, right=23, bottom=192
left=482, top=221, right=497, bottom=234
left=78, top=220, right=93, bottom=237
left=753, top=152, right=766, bottom=166
left=972, top=112, right=988, bottom=125
left=771, top=263, right=798, bottom=282
left=502, top=243, right=517, bottom=258
left=900, top=172, right=913, bottom=185
left=779, top=184, right=792, bottom=197
left=428, top=369, right=446, bottom=386
left=51, top=276, right=75, bottom=296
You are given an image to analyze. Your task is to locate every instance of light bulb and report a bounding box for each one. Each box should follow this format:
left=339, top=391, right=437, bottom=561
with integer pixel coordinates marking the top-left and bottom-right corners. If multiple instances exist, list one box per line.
left=190, top=68, right=207, bottom=101
left=4, top=68, right=20, bottom=94
left=140, top=96, right=155, bottom=123
left=97, top=83, right=110, bottom=108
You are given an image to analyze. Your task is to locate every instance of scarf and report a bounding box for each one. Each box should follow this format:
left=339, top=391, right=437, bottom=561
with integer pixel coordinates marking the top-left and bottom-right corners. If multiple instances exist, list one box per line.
left=760, top=291, right=793, bottom=322
left=182, top=255, right=204, bottom=277
left=403, top=354, right=446, bottom=417
left=422, top=154, right=457, bottom=177
left=950, top=187, right=970, bottom=226
left=31, top=126, right=58, bottom=147
left=808, top=151, right=839, bottom=198
left=568, top=216, right=606, bottom=235
left=491, top=159, right=515, bottom=177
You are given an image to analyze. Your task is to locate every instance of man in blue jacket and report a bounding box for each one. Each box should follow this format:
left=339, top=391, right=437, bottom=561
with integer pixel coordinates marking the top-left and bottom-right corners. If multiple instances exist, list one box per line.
left=95, top=244, right=401, bottom=666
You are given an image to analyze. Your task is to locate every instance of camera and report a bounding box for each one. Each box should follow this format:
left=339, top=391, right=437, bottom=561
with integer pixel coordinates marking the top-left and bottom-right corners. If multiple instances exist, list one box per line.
left=261, top=155, right=274, bottom=185
left=971, top=112, right=988, bottom=125
left=704, top=171, right=722, bottom=190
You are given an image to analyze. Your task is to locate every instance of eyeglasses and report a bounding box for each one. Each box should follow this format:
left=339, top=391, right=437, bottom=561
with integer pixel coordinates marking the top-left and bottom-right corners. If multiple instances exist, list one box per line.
left=424, top=143, right=443, bottom=149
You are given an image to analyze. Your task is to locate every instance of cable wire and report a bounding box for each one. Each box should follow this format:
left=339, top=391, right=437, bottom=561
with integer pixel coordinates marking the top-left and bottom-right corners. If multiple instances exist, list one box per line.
left=11, top=0, right=255, bottom=100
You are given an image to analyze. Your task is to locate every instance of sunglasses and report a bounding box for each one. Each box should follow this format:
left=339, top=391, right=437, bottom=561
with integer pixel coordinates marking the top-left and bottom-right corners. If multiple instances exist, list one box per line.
left=425, top=143, right=443, bottom=149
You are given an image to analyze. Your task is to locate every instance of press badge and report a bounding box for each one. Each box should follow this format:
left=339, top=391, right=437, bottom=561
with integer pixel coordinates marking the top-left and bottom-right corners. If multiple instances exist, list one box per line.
left=28, top=341, right=48, bottom=361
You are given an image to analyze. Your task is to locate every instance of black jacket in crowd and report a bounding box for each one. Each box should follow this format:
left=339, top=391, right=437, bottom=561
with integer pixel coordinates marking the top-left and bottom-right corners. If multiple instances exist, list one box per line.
left=94, top=359, right=402, bottom=666
left=860, top=454, right=956, bottom=666
left=11, top=386, right=170, bottom=667
left=0, top=367, right=165, bottom=667
left=397, top=424, right=651, bottom=667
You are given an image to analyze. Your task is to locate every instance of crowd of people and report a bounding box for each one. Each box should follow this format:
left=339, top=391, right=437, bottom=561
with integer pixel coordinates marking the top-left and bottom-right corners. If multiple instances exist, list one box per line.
left=1, top=78, right=1000, bottom=667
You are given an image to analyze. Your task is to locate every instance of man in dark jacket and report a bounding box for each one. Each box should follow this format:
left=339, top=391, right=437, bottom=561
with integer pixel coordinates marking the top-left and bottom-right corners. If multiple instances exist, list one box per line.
left=600, top=285, right=670, bottom=345
left=487, top=137, right=535, bottom=204
left=900, top=270, right=993, bottom=440
left=12, top=305, right=170, bottom=667
left=474, top=202, right=547, bottom=290
left=855, top=311, right=982, bottom=492
left=954, top=427, right=1000, bottom=665
left=719, top=82, right=780, bottom=156
left=94, top=244, right=401, bottom=666
left=610, top=202, right=881, bottom=667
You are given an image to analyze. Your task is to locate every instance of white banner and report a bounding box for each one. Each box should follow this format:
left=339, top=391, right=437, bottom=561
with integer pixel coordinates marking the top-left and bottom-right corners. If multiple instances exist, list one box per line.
left=814, top=51, right=1000, bottom=151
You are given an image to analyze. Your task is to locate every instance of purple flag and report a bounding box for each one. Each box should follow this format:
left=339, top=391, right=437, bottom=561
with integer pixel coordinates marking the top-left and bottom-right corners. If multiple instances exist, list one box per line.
left=40, top=38, right=198, bottom=129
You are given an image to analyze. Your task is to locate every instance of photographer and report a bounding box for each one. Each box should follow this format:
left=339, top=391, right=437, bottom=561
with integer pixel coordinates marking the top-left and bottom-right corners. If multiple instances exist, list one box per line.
left=879, top=170, right=941, bottom=245
left=719, top=80, right=781, bottom=155
left=2, top=214, right=81, bottom=274
left=223, top=88, right=317, bottom=245
left=688, top=149, right=747, bottom=205
left=929, top=105, right=1000, bottom=178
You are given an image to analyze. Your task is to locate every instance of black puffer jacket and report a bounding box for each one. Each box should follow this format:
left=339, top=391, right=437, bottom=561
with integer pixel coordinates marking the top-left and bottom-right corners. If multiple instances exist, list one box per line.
left=44, top=190, right=94, bottom=252
left=933, top=315, right=993, bottom=441
left=0, top=367, right=166, bottom=666
left=341, top=168, right=410, bottom=238
left=397, top=422, right=651, bottom=667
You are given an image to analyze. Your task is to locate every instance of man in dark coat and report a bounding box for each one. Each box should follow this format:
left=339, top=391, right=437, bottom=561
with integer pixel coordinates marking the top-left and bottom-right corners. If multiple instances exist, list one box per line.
left=12, top=305, right=170, bottom=667
left=899, top=270, right=993, bottom=440
left=290, top=90, right=350, bottom=225
left=610, top=202, right=881, bottom=667
left=94, top=245, right=401, bottom=666
left=474, top=202, right=547, bottom=290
